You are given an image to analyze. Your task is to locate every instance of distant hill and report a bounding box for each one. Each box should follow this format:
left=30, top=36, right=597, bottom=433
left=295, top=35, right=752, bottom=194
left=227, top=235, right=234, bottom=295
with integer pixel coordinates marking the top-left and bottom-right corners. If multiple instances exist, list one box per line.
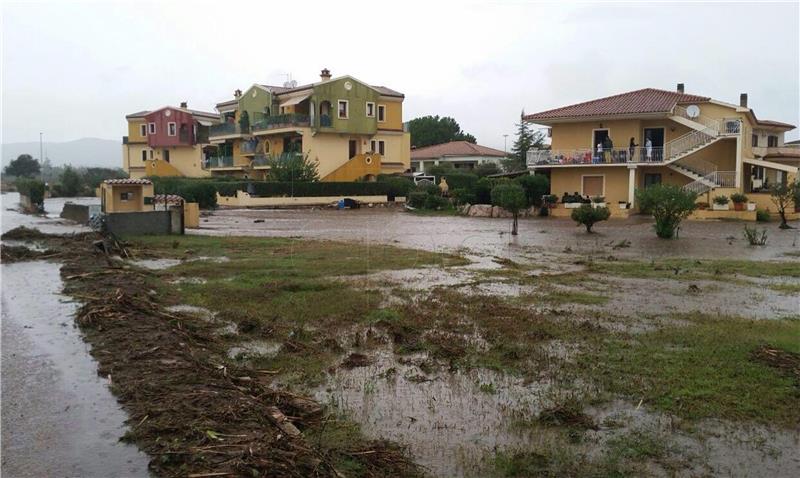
left=2, top=138, right=120, bottom=168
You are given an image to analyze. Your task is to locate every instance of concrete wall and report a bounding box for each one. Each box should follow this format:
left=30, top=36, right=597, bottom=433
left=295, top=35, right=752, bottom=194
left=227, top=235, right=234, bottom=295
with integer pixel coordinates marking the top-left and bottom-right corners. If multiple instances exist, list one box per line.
left=183, top=202, right=200, bottom=228
left=550, top=166, right=632, bottom=204
left=60, top=203, right=99, bottom=224
left=106, top=211, right=172, bottom=236
left=217, top=191, right=393, bottom=208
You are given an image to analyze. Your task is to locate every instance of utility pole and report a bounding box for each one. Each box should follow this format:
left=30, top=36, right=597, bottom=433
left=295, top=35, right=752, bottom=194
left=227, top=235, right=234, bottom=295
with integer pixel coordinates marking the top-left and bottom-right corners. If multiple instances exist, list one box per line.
left=40, top=132, right=44, bottom=181
left=503, top=134, right=509, bottom=156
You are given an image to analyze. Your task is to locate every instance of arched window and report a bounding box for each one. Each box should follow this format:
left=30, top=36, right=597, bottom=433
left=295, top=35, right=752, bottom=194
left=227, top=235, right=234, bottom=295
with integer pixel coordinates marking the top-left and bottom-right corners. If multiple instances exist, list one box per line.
left=319, top=101, right=332, bottom=127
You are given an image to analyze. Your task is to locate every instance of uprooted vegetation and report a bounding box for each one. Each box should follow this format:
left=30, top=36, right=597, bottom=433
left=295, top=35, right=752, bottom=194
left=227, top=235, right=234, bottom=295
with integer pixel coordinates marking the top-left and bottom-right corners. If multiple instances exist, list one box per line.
left=8, top=227, right=800, bottom=477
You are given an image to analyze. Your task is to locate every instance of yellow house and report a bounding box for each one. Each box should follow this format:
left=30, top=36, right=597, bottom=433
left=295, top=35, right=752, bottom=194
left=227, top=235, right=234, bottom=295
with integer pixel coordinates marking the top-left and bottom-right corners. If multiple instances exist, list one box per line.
left=524, top=84, right=797, bottom=216
left=100, top=179, right=155, bottom=213
left=204, top=69, right=411, bottom=181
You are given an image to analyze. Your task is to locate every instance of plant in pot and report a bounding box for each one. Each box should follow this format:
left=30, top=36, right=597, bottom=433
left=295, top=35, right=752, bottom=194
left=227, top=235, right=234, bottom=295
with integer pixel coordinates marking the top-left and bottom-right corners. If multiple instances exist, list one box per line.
left=712, top=195, right=730, bottom=211
left=544, top=194, right=558, bottom=209
left=591, top=195, right=606, bottom=208
left=730, top=193, right=748, bottom=211
left=618, top=200, right=630, bottom=210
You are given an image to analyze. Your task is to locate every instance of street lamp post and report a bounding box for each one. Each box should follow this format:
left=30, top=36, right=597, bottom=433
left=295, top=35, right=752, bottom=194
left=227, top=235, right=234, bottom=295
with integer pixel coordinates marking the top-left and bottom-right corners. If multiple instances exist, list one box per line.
left=503, top=134, right=509, bottom=156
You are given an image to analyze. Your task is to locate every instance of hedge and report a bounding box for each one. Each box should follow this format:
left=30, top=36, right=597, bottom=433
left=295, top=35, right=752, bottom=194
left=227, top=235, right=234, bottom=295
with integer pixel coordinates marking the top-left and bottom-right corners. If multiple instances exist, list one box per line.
left=148, top=176, right=396, bottom=208
left=16, top=178, right=45, bottom=206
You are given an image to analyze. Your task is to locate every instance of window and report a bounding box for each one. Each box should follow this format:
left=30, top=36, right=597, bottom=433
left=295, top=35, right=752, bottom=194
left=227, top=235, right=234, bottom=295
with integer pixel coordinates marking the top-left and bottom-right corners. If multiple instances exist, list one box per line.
left=378, top=140, right=385, bottom=156
left=149, top=150, right=154, bottom=159
left=377, top=104, right=386, bottom=122
left=768, top=135, right=779, bottom=147
left=120, top=192, right=134, bottom=201
left=582, top=175, right=604, bottom=197
left=338, top=100, right=349, bottom=119
left=370, top=140, right=377, bottom=152
left=752, top=134, right=758, bottom=147
left=141, top=150, right=147, bottom=162
left=163, top=149, right=170, bottom=162
left=167, top=122, right=177, bottom=136
left=148, top=122, right=156, bottom=134
left=366, top=102, right=375, bottom=117
left=140, top=124, right=147, bottom=137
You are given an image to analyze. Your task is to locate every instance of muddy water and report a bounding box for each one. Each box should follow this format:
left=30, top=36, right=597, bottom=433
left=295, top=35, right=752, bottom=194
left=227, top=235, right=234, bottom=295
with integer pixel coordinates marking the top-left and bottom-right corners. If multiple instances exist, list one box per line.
left=194, top=208, right=800, bottom=261
left=1, top=261, right=150, bottom=477
left=315, top=347, right=558, bottom=477
left=1, top=193, right=149, bottom=477
left=2, top=192, right=95, bottom=235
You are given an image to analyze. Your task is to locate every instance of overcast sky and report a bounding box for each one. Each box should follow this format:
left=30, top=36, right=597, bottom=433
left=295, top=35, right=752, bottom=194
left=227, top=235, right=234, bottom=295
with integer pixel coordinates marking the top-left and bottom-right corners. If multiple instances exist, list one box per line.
left=2, top=0, right=799, bottom=150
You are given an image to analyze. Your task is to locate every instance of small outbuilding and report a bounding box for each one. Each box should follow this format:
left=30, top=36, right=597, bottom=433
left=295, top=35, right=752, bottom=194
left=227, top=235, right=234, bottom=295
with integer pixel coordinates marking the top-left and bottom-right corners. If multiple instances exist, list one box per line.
left=100, top=178, right=155, bottom=213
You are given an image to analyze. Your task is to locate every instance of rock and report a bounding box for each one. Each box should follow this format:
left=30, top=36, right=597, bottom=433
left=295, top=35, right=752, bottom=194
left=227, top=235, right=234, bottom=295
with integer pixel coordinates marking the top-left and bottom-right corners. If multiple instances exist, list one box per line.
left=458, top=203, right=471, bottom=215
left=368, top=203, right=374, bottom=208
left=468, top=204, right=493, bottom=217
left=492, top=206, right=514, bottom=218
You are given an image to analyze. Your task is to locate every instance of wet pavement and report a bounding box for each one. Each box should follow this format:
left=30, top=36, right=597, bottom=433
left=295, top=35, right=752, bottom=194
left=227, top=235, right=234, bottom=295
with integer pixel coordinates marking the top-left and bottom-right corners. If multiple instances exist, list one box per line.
left=192, top=207, right=800, bottom=261
left=1, top=193, right=149, bottom=477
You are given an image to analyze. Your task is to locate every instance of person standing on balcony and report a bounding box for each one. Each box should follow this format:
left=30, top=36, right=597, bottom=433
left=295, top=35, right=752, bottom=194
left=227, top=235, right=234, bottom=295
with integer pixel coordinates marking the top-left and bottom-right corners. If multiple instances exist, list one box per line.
left=629, top=138, right=638, bottom=162
left=645, top=136, right=653, bottom=161
left=603, top=136, right=613, bottom=163
left=595, top=142, right=603, bottom=163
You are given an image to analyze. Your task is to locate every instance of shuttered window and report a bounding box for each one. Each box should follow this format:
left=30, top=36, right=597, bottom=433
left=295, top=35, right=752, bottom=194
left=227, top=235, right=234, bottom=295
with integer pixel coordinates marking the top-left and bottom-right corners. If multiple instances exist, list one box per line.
left=582, top=176, right=604, bottom=197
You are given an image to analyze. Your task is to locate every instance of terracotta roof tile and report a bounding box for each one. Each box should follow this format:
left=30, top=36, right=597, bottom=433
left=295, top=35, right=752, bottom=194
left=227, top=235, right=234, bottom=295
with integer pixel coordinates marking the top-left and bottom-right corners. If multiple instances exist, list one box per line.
left=410, top=141, right=506, bottom=160
left=524, top=88, right=711, bottom=122
left=104, top=178, right=152, bottom=185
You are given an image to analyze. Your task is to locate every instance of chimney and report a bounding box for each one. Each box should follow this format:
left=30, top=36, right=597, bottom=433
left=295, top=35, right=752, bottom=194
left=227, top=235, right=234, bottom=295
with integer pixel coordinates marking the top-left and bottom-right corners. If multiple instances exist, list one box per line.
left=180, top=101, right=188, bottom=108
left=320, top=68, right=331, bottom=82
left=740, top=93, right=748, bottom=108
left=234, top=89, right=242, bottom=98
left=676, top=83, right=685, bottom=94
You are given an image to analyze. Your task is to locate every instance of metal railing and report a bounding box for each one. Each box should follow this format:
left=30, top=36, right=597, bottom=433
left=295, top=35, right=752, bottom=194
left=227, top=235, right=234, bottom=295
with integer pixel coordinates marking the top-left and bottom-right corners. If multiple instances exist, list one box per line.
left=673, top=156, right=718, bottom=177
left=239, top=141, right=259, bottom=154
left=663, top=128, right=717, bottom=161
left=527, top=147, right=664, bottom=166
left=251, top=155, right=269, bottom=167
left=252, top=113, right=310, bottom=131
left=205, top=156, right=235, bottom=168
left=209, top=122, right=246, bottom=137
left=320, top=115, right=332, bottom=127
left=683, top=170, right=736, bottom=194
left=721, top=119, right=742, bottom=135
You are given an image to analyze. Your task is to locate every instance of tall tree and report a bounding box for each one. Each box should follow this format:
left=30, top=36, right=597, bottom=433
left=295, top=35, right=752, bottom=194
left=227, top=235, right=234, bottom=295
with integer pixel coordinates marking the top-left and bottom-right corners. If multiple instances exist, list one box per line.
left=4, top=154, right=41, bottom=178
left=58, top=165, right=84, bottom=197
left=770, top=179, right=798, bottom=229
left=408, top=115, right=476, bottom=148
left=506, top=111, right=545, bottom=172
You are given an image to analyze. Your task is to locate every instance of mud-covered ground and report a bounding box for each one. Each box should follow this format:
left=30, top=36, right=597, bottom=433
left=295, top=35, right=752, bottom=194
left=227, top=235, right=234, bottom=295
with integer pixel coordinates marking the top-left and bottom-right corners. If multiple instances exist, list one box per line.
left=3, top=199, right=799, bottom=477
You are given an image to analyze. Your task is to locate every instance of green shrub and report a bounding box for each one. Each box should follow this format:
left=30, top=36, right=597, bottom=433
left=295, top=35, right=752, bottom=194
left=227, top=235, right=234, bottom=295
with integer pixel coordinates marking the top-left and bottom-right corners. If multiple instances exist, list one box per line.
left=16, top=178, right=45, bottom=206
left=451, top=188, right=476, bottom=206
left=407, top=192, right=428, bottom=208
left=515, top=174, right=549, bottom=207
left=424, top=194, right=449, bottom=210
left=713, top=195, right=729, bottom=206
left=475, top=177, right=495, bottom=204
left=756, top=209, right=771, bottom=222
left=570, top=204, right=610, bottom=233
left=377, top=175, right=414, bottom=199
left=743, top=225, right=768, bottom=246
left=474, top=162, right=501, bottom=177
left=730, top=193, right=748, bottom=204
left=636, top=185, right=698, bottom=239
left=441, top=172, right=478, bottom=192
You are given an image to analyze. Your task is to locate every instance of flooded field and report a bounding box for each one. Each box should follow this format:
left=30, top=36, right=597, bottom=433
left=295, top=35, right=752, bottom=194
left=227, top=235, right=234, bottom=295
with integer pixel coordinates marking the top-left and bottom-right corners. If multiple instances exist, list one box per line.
left=3, top=196, right=798, bottom=477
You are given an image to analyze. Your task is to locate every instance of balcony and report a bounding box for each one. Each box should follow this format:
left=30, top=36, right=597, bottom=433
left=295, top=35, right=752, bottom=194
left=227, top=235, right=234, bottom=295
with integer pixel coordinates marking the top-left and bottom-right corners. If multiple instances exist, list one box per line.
left=251, top=155, right=270, bottom=168
left=205, top=156, right=236, bottom=169
left=320, top=115, right=332, bottom=127
left=240, top=141, right=259, bottom=155
left=528, top=147, right=665, bottom=167
left=209, top=122, right=247, bottom=138
left=251, top=113, right=310, bottom=132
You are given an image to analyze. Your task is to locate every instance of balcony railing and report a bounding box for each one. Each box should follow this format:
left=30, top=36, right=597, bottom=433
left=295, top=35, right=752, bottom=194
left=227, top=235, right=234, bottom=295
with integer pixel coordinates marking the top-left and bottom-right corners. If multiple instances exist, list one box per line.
left=251, top=155, right=269, bottom=167
left=239, top=141, right=259, bottom=154
left=252, top=113, right=310, bottom=132
left=320, top=115, right=332, bottom=127
left=527, top=147, right=665, bottom=166
left=205, top=156, right=235, bottom=169
left=209, top=122, right=246, bottom=137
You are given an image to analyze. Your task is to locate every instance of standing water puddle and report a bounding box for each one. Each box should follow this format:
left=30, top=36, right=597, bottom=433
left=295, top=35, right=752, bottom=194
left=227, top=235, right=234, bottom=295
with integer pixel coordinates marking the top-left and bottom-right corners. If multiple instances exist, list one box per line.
left=1, top=261, right=150, bottom=477
left=314, top=348, right=553, bottom=477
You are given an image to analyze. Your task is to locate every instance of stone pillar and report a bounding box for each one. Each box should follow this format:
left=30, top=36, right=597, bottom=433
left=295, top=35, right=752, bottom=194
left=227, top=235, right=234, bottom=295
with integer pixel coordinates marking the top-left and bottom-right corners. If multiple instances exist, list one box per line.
left=627, top=166, right=637, bottom=207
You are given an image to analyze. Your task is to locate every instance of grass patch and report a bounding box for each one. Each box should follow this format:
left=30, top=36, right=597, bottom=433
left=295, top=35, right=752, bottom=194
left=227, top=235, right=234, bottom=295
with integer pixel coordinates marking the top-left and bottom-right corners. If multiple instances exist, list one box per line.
left=535, top=289, right=609, bottom=306
left=587, top=258, right=800, bottom=280
left=581, top=314, right=800, bottom=426
left=768, top=282, right=800, bottom=295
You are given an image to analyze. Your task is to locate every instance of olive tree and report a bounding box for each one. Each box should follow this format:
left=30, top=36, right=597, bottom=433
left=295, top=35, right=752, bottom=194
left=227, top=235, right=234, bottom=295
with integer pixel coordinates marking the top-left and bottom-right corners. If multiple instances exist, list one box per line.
left=636, top=185, right=698, bottom=239
left=571, top=204, right=611, bottom=233
left=491, top=182, right=527, bottom=235
left=770, top=179, right=798, bottom=229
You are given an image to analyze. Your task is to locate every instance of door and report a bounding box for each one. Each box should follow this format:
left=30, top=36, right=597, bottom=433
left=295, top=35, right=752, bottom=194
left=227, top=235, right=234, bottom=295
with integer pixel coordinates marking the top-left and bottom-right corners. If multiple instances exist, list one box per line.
left=349, top=139, right=357, bottom=159
left=643, top=128, right=665, bottom=161
left=593, top=129, right=609, bottom=153
left=644, top=173, right=662, bottom=188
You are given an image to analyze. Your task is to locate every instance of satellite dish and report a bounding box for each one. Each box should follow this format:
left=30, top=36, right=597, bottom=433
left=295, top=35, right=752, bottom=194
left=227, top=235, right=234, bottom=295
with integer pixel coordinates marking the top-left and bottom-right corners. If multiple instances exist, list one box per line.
left=686, top=105, right=700, bottom=118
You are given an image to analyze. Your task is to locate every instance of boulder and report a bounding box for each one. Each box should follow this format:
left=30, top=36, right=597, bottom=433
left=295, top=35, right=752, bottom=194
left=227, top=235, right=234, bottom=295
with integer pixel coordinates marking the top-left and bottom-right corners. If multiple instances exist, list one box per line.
left=492, top=206, right=514, bottom=218
left=458, top=203, right=472, bottom=215
left=468, top=204, right=493, bottom=217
